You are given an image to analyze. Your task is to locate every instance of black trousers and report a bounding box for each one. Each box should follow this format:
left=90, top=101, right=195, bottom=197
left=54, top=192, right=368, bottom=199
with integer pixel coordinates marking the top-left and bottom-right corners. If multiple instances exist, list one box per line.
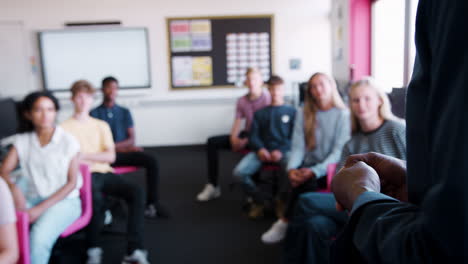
left=113, top=151, right=160, bottom=205
left=206, top=135, right=231, bottom=186
left=86, top=172, right=145, bottom=253
left=283, top=177, right=318, bottom=219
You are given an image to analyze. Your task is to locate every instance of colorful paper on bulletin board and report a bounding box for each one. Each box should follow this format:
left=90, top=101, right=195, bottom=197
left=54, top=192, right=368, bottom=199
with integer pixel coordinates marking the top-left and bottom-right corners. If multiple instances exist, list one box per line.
left=191, top=20, right=211, bottom=34
left=170, top=20, right=191, bottom=52
left=192, top=56, right=213, bottom=85
left=190, top=20, right=212, bottom=51
left=172, top=56, right=193, bottom=86
left=171, top=35, right=191, bottom=52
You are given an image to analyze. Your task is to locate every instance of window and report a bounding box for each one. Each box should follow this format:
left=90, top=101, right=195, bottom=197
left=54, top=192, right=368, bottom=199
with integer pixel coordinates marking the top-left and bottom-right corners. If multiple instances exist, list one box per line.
left=407, top=0, right=419, bottom=83
left=372, top=0, right=406, bottom=91
left=372, top=0, right=419, bottom=90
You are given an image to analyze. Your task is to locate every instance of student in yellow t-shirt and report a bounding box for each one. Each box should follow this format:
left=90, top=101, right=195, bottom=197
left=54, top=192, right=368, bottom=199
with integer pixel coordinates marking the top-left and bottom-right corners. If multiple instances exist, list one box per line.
left=61, top=80, right=149, bottom=264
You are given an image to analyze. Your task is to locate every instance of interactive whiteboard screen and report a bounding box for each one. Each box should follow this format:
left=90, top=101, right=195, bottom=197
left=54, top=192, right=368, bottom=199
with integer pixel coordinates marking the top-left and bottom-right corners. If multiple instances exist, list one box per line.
left=38, top=27, right=151, bottom=91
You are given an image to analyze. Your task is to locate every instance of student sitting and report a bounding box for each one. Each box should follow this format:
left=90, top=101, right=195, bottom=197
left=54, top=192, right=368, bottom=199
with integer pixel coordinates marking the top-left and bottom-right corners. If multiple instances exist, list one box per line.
left=0, top=92, right=81, bottom=264
left=90, top=76, right=168, bottom=218
left=283, top=78, right=406, bottom=264
left=0, top=177, right=19, bottom=264
left=261, top=72, right=350, bottom=243
left=233, top=75, right=296, bottom=219
left=61, top=80, right=149, bottom=264
left=197, top=68, right=271, bottom=201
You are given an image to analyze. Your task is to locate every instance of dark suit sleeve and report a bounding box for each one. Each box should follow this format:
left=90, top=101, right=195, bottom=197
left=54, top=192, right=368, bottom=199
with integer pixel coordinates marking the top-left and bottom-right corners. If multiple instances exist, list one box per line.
left=248, top=111, right=264, bottom=152
left=332, top=0, right=468, bottom=262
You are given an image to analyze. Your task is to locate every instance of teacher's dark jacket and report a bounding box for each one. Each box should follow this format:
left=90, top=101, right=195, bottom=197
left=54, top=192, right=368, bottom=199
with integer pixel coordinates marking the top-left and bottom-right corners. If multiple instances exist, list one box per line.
left=331, top=0, right=468, bottom=263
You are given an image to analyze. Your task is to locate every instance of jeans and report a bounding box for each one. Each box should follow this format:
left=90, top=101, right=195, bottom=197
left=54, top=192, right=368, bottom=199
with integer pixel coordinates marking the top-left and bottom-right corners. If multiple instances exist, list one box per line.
left=29, top=198, right=81, bottom=264
left=206, top=135, right=231, bottom=186
left=16, top=177, right=82, bottom=264
left=233, top=152, right=289, bottom=202
left=283, top=192, right=348, bottom=264
left=86, top=172, right=145, bottom=253
left=113, top=151, right=160, bottom=205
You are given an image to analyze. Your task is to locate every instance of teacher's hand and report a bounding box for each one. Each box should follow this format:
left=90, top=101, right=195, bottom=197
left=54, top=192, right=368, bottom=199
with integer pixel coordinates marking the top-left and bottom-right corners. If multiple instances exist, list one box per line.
left=332, top=161, right=381, bottom=212
left=343, top=152, right=408, bottom=202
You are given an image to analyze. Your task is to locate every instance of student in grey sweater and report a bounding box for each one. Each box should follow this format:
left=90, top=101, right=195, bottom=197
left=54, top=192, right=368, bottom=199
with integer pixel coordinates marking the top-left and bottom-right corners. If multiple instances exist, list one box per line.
left=233, top=76, right=295, bottom=219
left=282, top=78, right=406, bottom=264
left=261, top=72, right=350, bottom=243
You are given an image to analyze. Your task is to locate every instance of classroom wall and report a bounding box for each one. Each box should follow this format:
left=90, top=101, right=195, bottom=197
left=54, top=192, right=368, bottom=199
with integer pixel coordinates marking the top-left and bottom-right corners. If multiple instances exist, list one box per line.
left=331, top=0, right=351, bottom=88
left=0, top=0, right=332, bottom=146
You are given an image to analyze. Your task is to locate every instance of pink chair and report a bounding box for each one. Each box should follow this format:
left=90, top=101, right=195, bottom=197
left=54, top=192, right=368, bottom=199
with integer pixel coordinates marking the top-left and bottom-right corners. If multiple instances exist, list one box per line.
left=317, top=163, right=338, bottom=193
left=16, top=211, right=30, bottom=264
left=113, top=166, right=139, bottom=174
left=60, top=163, right=93, bottom=237
left=16, top=164, right=93, bottom=264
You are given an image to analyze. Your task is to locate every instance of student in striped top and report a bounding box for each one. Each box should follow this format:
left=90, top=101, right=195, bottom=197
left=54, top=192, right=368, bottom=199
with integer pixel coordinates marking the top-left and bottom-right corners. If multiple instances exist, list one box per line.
left=282, top=78, right=406, bottom=264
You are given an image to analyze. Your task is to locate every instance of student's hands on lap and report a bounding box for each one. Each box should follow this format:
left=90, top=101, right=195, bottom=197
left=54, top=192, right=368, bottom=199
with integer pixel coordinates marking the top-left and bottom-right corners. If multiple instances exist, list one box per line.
left=27, top=206, right=42, bottom=223
left=288, top=169, right=302, bottom=187
left=288, top=168, right=314, bottom=187
left=258, top=148, right=272, bottom=162
left=299, top=168, right=314, bottom=180
left=270, top=150, right=283, bottom=162
left=344, top=152, right=408, bottom=202
left=332, top=161, right=381, bottom=212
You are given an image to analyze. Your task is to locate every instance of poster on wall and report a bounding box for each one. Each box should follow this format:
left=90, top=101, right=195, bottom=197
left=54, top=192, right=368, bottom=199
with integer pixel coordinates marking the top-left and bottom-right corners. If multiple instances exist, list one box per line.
left=192, top=56, right=213, bottom=85
left=172, top=56, right=213, bottom=86
left=170, top=20, right=192, bottom=52
left=172, top=56, right=193, bottom=86
left=190, top=20, right=212, bottom=51
left=226, top=32, right=270, bottom=84
left=170, top=20, right=212, bottom=52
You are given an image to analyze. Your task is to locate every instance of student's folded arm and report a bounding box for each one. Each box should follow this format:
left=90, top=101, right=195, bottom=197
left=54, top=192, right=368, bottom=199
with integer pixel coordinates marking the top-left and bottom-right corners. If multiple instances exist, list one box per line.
left=80, top=149, right=115, bottom=164
left=287, top=109, right=305, bottom=171
left=230, top=118, right=243, bottom=143
left=32, top=155, right=80, bottom=217
left=310, top=111, right=350, bottom=178
left=0, top=223, right=19, bottom=264
left=248, top=114, right=264, bottom=151
left=115, top=127, right=136, bottom=151
left=394, top=122, right=407, bottom=160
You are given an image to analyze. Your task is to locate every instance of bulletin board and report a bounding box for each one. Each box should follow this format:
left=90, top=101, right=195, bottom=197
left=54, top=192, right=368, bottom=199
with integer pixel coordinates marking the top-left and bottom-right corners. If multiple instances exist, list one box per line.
left=166, top=15, right=274, bottom=90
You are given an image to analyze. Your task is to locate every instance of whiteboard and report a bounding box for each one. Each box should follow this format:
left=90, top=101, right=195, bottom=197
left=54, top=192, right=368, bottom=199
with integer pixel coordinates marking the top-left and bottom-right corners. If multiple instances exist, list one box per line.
left=38, top=27, right=151, bottom=91
left=0, top=21, right=31, bottom=99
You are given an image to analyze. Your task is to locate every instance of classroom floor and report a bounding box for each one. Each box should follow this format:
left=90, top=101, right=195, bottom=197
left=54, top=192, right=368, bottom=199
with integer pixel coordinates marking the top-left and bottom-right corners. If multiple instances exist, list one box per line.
left=50, top=145, right=282, bottom=264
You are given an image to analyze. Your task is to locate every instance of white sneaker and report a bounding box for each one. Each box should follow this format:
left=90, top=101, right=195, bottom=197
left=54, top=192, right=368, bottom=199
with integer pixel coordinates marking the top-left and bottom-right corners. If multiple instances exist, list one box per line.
left=104, top=210, right=113, bottom=225
left=87, top=247, right=103, bottom=264
left=122, top=249, right=150, bottom=264
left=261, top=219, right=289, bottom=244
left=196, top=184, right=221, bottom=201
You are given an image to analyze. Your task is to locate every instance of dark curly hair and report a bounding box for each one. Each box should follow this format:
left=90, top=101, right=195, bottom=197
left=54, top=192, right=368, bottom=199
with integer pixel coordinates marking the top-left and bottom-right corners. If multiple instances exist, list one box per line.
left=18, top=91, right=60, bottom=133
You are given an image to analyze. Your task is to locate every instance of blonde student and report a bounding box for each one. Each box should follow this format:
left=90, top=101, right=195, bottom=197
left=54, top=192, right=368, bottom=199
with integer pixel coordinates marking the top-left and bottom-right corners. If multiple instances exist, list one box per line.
left=261, top=72, right=350, bottom=243
left=283, top=77, right=406, bottom=264
left=0, top=92, right=81, bottom=264
left=197, top=68, right=271, bottom=201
